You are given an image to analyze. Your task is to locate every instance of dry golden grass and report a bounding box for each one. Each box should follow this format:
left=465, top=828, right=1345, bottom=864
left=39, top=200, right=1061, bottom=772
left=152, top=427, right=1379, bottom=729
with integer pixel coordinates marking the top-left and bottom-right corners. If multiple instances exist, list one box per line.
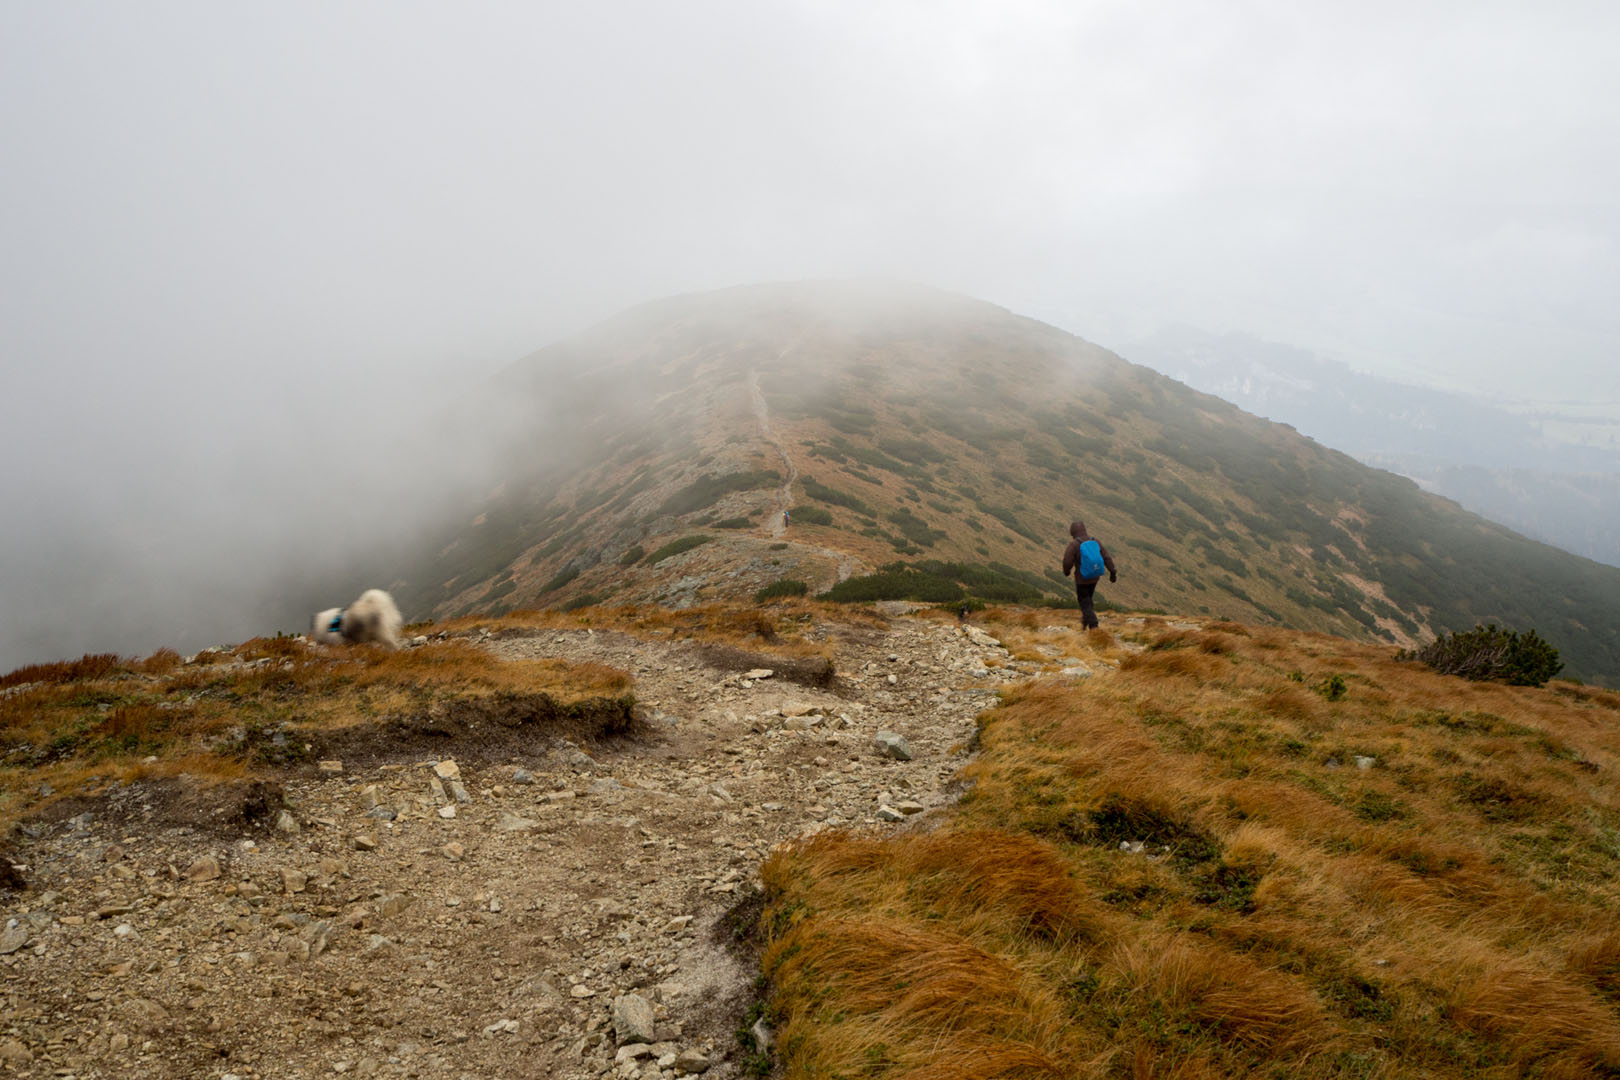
left=0, top=652, right=123, bottom=688
left=0, top=634, right=632, bottom=833
left=760, top=614, right=1620, bottom=1079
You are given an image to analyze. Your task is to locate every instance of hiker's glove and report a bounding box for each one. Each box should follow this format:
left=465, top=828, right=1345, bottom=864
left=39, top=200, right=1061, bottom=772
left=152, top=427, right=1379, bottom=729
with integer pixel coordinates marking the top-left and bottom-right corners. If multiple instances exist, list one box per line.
left=1109, top=572, right=1117, bottom=583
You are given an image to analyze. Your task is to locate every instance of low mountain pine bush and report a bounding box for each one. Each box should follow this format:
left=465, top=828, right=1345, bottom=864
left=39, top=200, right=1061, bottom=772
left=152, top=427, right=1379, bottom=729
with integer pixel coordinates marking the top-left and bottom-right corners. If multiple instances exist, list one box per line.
left=644, top=535, right=714, bottom=565
left=1400, top=624, right=1563, bottom=687
left=755, top=579, right=809, bottom=602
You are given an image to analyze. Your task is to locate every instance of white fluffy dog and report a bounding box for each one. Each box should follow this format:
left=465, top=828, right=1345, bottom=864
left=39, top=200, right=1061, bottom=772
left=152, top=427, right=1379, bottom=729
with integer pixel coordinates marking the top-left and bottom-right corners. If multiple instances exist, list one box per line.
left=311, top=588, right=404, bottom=649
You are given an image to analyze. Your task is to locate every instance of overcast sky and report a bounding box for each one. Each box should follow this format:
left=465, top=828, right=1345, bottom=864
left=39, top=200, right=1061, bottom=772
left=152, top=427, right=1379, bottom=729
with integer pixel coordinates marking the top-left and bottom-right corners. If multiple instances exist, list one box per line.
left=3, top=1, right=1618, bottom=667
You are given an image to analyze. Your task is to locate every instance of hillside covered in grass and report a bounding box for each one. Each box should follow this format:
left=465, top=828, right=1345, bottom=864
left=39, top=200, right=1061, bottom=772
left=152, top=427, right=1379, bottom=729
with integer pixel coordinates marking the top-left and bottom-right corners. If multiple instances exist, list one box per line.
left=759, top=617, right=1620, bottom=1078
left=388, top=281, right=1620, bottom=684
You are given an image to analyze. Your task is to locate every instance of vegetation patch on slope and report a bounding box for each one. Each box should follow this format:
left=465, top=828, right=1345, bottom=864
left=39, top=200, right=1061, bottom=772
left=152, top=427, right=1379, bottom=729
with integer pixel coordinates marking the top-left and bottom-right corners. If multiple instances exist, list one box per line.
left=657, top=469, right=781, bottom=518
left=643, top=535, right=715, bottom=565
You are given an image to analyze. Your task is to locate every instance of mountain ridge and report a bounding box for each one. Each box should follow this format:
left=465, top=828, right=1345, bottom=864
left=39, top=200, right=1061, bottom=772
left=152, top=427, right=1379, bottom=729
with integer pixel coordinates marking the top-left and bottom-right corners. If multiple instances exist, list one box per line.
left=389, top=282, right=1620, bottom=684
left=1123, top=324, right=1620, bottom=567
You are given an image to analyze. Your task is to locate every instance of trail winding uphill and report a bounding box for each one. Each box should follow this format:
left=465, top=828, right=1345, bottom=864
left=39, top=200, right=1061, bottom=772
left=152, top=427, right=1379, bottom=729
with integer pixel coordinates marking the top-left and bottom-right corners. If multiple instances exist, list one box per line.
left=0, top=608, right=1140, bottom=1079
left=747, top=368, right=861, bottom=587
left=747, top=368, right=796, bottom=541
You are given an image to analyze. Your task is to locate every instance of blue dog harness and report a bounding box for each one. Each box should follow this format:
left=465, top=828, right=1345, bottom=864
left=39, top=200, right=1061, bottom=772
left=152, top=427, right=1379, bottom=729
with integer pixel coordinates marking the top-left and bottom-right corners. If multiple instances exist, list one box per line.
left=327, top=611, right=345, bottom=635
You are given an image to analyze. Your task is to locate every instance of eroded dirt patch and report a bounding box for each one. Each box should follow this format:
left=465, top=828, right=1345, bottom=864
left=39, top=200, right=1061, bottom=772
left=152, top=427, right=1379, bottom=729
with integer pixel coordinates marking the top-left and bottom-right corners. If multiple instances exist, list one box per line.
left=692, top=644, right=837, bottom=690
left=311, top=692, right=645, bottom=772
left=24, top=776, right=287, bottom=838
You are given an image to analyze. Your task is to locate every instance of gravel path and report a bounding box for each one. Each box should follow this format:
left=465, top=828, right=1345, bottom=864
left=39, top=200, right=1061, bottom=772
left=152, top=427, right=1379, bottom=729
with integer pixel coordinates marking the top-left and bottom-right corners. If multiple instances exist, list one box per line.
left=0, top=611, right=1118, bottom=1079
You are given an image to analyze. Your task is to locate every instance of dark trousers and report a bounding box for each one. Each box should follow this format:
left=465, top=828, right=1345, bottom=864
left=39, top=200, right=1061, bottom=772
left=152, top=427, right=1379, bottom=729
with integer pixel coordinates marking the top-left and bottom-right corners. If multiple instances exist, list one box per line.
left=1076, top=579, right=1100, bottom=628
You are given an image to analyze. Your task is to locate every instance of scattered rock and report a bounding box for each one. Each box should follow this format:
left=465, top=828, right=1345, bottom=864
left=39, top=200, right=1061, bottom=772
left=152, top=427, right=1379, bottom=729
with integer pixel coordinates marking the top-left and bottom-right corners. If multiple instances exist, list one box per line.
left=442, top=842, right=465, bottom=861
left=0, top=920, right=29, bottom=955
left=185, top=855, right=222, bottom=882
left=353, top=833, right=379, bottom=851
left=317, top=760, right=344, bottom=775
left=275, top=809, right=301, bottom=834
left=433, top=760, right=462, bottom=781
left=616, top=1042, right=653, bottom=1064
left=120, top=996, right=170, bottom=1033
left=495, top=812, right=538, bottom=831
left=876, top=805, right=905, bottom=822
left=612, top=993, right=657, bottom=1045
left=874, top=731, right=914, bottom=761
left=375, top=894, right=410, bottom=919
left=674, top=1048, right=713, bottom=1074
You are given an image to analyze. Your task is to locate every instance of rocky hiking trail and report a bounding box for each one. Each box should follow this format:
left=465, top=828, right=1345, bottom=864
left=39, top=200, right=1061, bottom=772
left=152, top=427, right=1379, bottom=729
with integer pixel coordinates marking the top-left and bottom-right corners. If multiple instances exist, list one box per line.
left=0, top=608, right=1135, bottom=1080
left=745, top=368, right=860, bottom=586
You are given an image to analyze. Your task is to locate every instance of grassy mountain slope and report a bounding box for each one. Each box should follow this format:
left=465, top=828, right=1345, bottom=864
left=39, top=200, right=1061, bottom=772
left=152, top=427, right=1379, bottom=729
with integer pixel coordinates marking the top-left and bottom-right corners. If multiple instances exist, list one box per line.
left=390, top=282, right=1620, bottom=684
left=761, top=616, right=1620, bottom=1078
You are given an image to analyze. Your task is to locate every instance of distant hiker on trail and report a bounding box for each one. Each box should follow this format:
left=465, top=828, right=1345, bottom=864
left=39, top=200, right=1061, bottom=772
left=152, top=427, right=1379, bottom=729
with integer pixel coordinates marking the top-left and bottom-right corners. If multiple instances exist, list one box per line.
left=783, top=509, right=790, bottom=527
left=1062, top=519, right=1117, bottom=630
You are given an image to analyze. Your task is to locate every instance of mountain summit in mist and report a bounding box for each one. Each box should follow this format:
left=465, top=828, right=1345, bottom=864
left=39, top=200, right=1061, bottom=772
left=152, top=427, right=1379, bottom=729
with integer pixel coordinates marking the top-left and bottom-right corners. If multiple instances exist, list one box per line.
left=389, top=282, right=1620, bottom=685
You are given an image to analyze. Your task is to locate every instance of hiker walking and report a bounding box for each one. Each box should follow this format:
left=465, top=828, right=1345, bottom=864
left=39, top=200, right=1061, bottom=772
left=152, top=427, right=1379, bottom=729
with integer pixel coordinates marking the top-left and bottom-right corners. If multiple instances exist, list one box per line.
left=1061, top=519, right=1117, bottom=629
left=782, top=509, right=790, bottom=527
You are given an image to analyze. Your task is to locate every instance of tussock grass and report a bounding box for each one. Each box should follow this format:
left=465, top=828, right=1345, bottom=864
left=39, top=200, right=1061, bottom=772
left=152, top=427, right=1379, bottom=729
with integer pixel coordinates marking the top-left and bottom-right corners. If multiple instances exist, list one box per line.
left=761, top=615, right=1620, bottom=1079
left=0, top=653, right=123, bottom=688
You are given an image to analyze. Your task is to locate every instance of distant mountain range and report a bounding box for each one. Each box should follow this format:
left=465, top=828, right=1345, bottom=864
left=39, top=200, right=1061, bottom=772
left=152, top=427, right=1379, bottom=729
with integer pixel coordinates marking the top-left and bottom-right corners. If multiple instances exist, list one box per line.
left=384, top=283, right=1620, bottom=684
left=1121, top=325, right=1620, bottom=569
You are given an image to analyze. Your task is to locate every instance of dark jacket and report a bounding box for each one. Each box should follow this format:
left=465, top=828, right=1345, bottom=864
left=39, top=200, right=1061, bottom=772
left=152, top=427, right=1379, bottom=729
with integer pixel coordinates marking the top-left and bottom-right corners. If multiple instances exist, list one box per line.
left=1061, top=520, right=1117, bottom=582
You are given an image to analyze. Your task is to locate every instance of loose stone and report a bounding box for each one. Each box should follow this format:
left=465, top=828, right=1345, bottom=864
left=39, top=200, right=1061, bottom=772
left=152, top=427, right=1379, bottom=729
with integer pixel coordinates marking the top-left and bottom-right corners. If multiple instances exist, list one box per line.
left=873, top=731, right=914, bottom=761
left=612, top=993, right=657, bottom=1045
left=185, top=856, right=222, bottom=882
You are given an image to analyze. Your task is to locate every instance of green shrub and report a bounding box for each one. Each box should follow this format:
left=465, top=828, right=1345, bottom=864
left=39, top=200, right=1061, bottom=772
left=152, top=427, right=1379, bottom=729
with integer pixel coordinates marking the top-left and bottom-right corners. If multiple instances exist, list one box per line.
left=1398, top=624, right=1563, bottom=687
left=821, top=569, right=964, bottom=604
left=657, top=470, right=780, bottom=517
left=618, top=545, right=645, bottom=566
left=714, top=516, right=756, bottom=529
left=886, top=507, right=945, bottom=547
left=801, top=477, right=874, bottom=516
left=790, top=505, right=833, bottom=526
left=560, top=592, right=604, bottom=612
left=538, top=566, right=579, bottom=594
left=644, top=535, right=714, bottom=565
left=1316, top=674, right=1348, bottom=701
left=755, top=579, right=809, bottom=602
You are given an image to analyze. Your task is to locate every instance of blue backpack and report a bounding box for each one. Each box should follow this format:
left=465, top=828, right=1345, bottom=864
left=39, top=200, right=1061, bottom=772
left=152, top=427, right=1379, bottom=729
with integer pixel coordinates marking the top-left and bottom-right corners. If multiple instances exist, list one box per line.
left=1077, top=539, right=1105, bottom=581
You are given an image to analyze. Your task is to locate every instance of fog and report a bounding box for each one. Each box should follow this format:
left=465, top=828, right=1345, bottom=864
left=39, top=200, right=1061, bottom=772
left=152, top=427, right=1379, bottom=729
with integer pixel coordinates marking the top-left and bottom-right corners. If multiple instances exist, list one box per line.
left=3, top=2, right=1618, bottom=669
